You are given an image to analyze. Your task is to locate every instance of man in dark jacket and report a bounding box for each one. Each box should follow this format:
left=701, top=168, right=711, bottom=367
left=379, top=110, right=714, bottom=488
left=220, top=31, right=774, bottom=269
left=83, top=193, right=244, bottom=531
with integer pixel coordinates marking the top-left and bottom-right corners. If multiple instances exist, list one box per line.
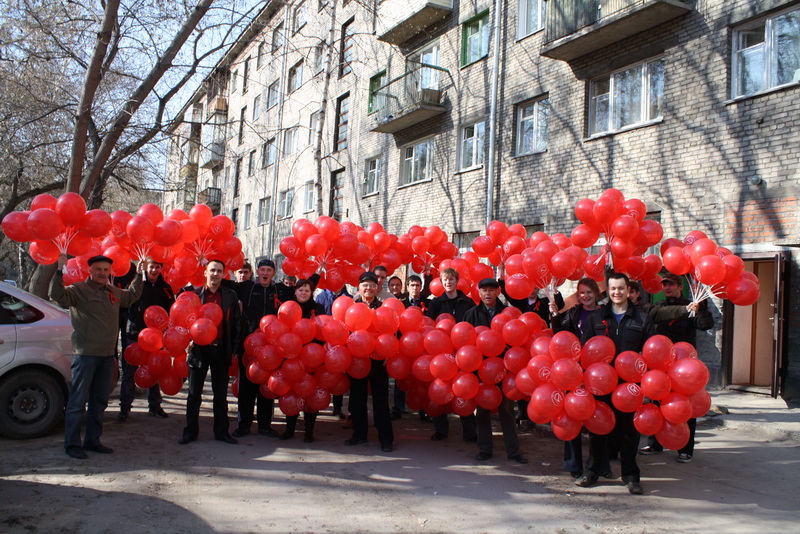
left=119, top=259, right=175, bottom=421
left=579, top=272, right=655, bottom=495
left=178, top=259, right=243, bottom=445
left=466, top=278, right=527, bottom=465
left=639, top=273, right=714, bottom=462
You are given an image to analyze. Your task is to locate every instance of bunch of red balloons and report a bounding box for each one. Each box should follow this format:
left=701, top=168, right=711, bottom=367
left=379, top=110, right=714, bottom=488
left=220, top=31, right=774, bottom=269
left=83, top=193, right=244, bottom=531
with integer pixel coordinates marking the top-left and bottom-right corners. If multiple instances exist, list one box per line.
left=661, top=231, right=760, bottom=306
left=398, top=225, right=458, bottom=278
left=427, top=251, right=495, bottom=302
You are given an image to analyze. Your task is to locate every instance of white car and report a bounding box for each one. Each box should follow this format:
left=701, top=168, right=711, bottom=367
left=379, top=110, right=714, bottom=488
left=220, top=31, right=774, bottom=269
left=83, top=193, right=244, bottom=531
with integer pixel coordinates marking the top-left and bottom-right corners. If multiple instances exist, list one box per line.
left=0, top=281, right=72, bottom=438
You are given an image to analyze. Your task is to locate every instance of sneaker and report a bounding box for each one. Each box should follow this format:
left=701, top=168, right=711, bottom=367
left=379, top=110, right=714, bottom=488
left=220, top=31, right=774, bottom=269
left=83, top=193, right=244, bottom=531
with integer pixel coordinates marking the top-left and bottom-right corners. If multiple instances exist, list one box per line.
left=638, top=445, right=663, bottom=455
left=677, top=453, right=693, bottom=463
left=231, top=427, right=251, bottom=438
left=148, top=407, right=168, bottom=419
left=574, top=475, right=598, bottom=487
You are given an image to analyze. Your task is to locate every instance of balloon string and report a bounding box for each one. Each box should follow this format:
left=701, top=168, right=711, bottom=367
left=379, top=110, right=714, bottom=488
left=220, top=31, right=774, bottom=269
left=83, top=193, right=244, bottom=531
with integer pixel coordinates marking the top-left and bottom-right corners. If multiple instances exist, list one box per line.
left=52, top=227, right=77, bottom=255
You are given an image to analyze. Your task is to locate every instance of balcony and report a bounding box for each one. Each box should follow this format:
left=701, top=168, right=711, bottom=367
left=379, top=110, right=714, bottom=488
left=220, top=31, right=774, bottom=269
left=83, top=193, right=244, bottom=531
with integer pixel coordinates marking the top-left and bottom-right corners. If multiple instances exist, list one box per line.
left=197, top=187, right=222, bottom=213
left=369, top=63, right=448, bottom=134
left=200, top=140, right=225, bottom=169
left=541, top=0, right=693, bottom=62
left=375, top=0, right=452, bottom=46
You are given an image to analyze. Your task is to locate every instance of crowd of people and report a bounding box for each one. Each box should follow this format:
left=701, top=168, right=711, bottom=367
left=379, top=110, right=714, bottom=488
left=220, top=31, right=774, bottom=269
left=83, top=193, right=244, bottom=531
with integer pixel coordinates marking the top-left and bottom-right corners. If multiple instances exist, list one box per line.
left=50, top=253, right=711, bottom=495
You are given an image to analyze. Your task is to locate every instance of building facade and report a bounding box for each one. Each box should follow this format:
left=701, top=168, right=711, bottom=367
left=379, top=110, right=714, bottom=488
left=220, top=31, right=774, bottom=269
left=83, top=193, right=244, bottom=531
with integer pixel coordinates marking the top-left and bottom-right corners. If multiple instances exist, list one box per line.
left=163, top=0, right=800, bottom=400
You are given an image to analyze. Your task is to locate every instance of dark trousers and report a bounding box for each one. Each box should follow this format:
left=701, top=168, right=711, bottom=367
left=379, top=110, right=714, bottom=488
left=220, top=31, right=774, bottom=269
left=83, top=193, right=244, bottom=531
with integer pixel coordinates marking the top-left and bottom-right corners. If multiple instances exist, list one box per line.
left=184, top=345, right=229, bottom=439
left=476, top=394, right=520, bottom=457
left=587, top=397, right=639, bottom=483
left=332, top=395, right=343, bottom=411
left=284, top=412, right=317, bottom=433
left=433, top=413, right=477, bottom=440
left=348, top=359, right=393, bottom=445
left=647, top=417, right=697, bottom=455
left=236, top=357, right=274, bottom=431
left=563, top=435, right=584, bottom=474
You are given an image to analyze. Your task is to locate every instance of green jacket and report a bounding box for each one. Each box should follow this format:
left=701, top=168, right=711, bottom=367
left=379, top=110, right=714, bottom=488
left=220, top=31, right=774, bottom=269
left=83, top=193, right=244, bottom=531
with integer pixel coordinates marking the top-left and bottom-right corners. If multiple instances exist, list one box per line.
left=50, top=271, right=143, bottom=356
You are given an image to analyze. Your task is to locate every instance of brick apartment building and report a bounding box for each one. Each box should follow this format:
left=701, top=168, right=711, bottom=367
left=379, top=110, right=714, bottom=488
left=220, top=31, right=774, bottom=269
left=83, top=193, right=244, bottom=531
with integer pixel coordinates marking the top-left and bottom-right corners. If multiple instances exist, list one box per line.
left=163, top=0, right=800, bottom=399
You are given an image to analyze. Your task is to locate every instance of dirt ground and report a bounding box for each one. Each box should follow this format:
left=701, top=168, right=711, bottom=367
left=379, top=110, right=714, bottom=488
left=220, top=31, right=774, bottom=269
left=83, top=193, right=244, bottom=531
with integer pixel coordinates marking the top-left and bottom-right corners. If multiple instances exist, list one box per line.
left=1, top=385, right=799, bottom=534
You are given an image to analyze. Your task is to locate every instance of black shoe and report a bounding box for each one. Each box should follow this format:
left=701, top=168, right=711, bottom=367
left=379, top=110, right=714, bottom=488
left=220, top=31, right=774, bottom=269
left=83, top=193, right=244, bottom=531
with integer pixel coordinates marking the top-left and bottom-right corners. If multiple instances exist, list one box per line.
left=344, top=437, right=367, bottom=446
left=381, top=443, right=393, bottom=452
left=601, top=470, right=614, bottom=479
left=258, top=428, right=279, bottom=437
left=117, top=410, right=129, bottom=422
left=575, top=475, right=598, bottom=487
left=570, top=471, right=583, bottom=479
left=303, top=433, right=315, bottom=443
left=178, top=432, right=197, bottom=445
left=638, top=445, right=662, bottom=455
left=508, top=454, right=528, bottom=464
left=430, top=432, right=448, bottom=441
left=390, top=412, right=402, bottom=421
left=148, top=407, right=168, bottom=419
left=84, top=443, right=113, bottom=454
left=279, top=431, right=295, bottom=441
left=626, top=482, right=643, bottom=495
left=215, top=433, right=238, bottom=444
left=65, top=446, right=88, bottom=459
left=475, top=451, right=493, bottom=461
left=231, top=427, right=250, bottom=438
left=332, top=408, right=345, bottom=420
left=677, top=453, right=692, bottom=463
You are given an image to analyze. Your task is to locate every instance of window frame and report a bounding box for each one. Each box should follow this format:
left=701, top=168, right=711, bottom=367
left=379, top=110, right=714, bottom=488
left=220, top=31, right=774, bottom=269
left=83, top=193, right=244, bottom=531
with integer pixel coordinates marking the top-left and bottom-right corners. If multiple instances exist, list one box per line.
left=238, top=106, right=247, bottom=144
left=257, top=42, right=266, bottom=69
left=334, top=92, right=350, bottom=151
left=272, top=22, right=284, bottom=54
left=242, top=57, right=250, bottom=93
left=267, top=80, right=280, bottom=109
left=515, top=96, right=550, bottom=156
left=309, top=111, right=320, bottom=146
left=363, top=157, right=380, bottom=197
left=278, top=189, right=295, bottom=219
left=288, top=60, right=304, bottom=93
left=258, top=197, right=271, bottom=225
left=262, top=137, right=277, bottom=168
left=461, top=10, right=490, bottom=67
left=459, top=120, right=486, bottom=171
left=243, top=203, right=252, bottom=229
left=368, top=70, right=387, bottom=114
left=248, top=149, right=256, bottom=176
left=518, top=0, right=546, bottom=39
left=252, top=95, right=261, bottom=121
left=293, top=0, right=308, bottom=34
left=283, top=126, right=299, bottom=158
left=340, top=18, right=355, bottom=77
left=303, top=180, right=315, bottom=213
left=400, top=137, right=434, bottom=187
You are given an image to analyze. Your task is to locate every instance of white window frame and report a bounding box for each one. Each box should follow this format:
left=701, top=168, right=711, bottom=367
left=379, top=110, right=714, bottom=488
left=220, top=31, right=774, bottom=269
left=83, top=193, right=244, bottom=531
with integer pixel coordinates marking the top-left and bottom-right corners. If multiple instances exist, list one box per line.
left=257, top=42, right=266, bottom=69
left=272, top=22, right=284, bottom=53
left=283, top=126, right=299, bottom=158
left=588, top=56, right=665, bottom=136
left=302, top=180, right=315, bottom=213
left=408, top=41, right=440, bottom=91
left=243, top=203, right=252, bottom=229
left=400, top=137, right=434, bottom=186
left=516, top=96, right=550, bottom=156
left=278, top=189, right=295, bottom=219
left=459, top=121, right=485, bottom=170
left=248, top=149, right=256, bottom=176
left=518, top=0, right=546, bottom=39
left=267, top=80, right=280, bottom=109
left=732, top=6, right=800, bottom=98
left=252, top=95, right=261, bottom=121
left=262, top=137, right=276, bottom=167
left=231, top=69, right=238, bottom=93
left=293, top=0, right=308, bottom=34
left=288, top=61, right=303, bottom=93
left=313, top=41, right=325, bottom=74
left=363, top=157, right=380, bottom=197
left=308, top=111, right=320, bottom=146
left=258, top=197, right=271, bottom=225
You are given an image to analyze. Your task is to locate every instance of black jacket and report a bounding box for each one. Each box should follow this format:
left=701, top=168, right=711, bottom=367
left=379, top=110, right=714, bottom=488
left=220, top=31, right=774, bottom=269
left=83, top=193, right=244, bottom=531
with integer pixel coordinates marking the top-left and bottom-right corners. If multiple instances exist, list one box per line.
left=463, top=300, right=508, bottom=328
left=581, top=301, right=655, bottom=356
left=223, top=273, right=319, bottom=334
left=426, top=290, right=474, bottom=322
left=126, top=274, right=175, bottom=339
left=186, top=285, right=243, bottom=366
left=653, top=296, right=713, bottom=345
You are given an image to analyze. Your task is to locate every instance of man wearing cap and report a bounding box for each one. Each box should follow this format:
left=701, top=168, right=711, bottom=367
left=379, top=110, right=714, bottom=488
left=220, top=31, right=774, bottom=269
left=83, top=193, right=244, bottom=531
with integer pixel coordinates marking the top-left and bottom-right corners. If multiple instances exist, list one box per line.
left=223, top=258, right=319, bottom=438
left=639, top=273, right=713, bottom=462
left=345, top=271, right=394, bottom=452
left=463, top=278, right=527, bottom=465
left=50, top=254, right=144, bottom=459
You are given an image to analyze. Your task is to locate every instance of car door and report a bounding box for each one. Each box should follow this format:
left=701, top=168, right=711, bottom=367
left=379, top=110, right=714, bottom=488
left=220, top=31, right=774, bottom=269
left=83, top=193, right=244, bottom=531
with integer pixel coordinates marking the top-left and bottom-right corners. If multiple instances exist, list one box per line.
left=0, top=291, right=19, bottom=371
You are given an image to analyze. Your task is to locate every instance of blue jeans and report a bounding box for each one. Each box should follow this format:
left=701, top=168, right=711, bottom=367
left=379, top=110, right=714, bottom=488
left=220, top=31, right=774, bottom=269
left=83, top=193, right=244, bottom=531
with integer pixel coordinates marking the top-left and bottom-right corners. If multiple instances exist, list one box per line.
left=64, top=355, right=115, bottom=449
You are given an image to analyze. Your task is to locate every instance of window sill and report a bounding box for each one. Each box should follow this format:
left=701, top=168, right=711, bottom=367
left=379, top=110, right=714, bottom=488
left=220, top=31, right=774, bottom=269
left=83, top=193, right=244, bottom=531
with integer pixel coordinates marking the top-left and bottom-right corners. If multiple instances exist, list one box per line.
left=454, top=164, right=483, bottom=175
left=583, top=117, right=663, bottom=141
left=725, top=81, right=800, bottom=105
left=512, top=149, right=547, bottom=159
left=461, top=55, right=488, bottom=70
left=398, top=178, right=432, bottom=190
left=362, top=192, right=379, bottom=199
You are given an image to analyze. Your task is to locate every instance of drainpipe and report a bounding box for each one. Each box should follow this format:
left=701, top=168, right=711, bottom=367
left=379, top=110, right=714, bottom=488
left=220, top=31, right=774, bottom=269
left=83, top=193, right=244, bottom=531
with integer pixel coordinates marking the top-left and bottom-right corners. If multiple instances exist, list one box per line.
left=485, top=0, right=503, bottom=227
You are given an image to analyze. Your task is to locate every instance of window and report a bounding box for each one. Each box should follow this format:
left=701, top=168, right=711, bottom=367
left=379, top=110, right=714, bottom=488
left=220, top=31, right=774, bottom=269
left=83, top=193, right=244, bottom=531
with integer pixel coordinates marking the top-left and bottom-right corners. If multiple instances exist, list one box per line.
left=233, top=158, right=242, bottom=197
left=262, top=137, right=276, bottom=167
left=253, top=95, right=261, bottom=121
left=363, top=157, right=380, bottom=196
left=267, top=80, right=279, bottom=109
left=303, top=180, right=315, bottom=212
left=334, top=92, right=350, bottom=151
left=243, top=57, right=250, bottom=93
left=330, top=169, right=345, bottom=220
left=293, top=0, right=308, bottom=34
left=244, top=203, right=252, bottom=229
left=284, top=126, right=299, bottom=157
left=462, top=11, right=490, bottom=66
left=288, top=61, right=303, bottom=92
left=313, top=41, right=325, bottom=73
left=308, top=111, right=320, bottom=145
left=224, top=165, right=230, bottom=188
left=231, top=70, right=238, bottom=93
left=248, top=149, right=256, bottom=176
left=238, top=106, right=247, bottom=144
left=340, top=18, right=355, bottom=77
left=0, top=293, right=44, bottom=324
left=732, top=7, right=800, bottom=98
left=401, top=138, right=433, bottom=186
left=231, top=208, right=239, bottom=229
left=258, top=197, right=271, bottom=225
left=257, top=42, right=266, bottom=69
left=518, top=0, right=546, bottom=39
left=460, top=121, right=485, bottom=170
left=516, top=96, right=550, bottom=155
left=589, top=57, right=664, bottom=136
left=368, top=71, right=387, bottom=114
left=278, top=189, right=295, bottom=219
left=408, top=41, right=440, bottom=92
left=272, top=22, right=284, bottom=53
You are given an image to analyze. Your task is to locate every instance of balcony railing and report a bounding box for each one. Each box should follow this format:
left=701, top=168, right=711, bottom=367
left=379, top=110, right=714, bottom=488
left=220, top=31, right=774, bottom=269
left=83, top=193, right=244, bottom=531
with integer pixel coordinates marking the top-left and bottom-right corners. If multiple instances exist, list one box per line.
left=197, top=187, right=222, bottom=212
left=369, top=62, right=448, bottom=134
left=200, top=140, right=225, bottom=169
left=375, top=0, right=452, bottom=46
left=542, top=0, right=692, bottom=61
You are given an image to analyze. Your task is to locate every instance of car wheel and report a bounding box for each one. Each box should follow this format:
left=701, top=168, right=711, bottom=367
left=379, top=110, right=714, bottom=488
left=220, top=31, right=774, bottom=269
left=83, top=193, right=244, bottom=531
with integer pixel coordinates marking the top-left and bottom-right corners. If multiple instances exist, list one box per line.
left=0, top=370, right=65, bottom=439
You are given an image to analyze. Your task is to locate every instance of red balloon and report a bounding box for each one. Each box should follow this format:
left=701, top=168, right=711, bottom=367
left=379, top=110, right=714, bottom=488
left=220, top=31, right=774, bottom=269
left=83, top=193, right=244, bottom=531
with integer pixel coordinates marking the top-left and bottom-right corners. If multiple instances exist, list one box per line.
left=424, top=330, right=453, bottom=356
left=127, top=215, right=155, bottom=244
left=550, top=358, right=583, bottom=391
left=55, top=192, right=87, bottom=227
left=581, top=336, right=615, bottom=367
left=503, top=346, right=530, bottom=374
left=124, top=343, right=149, bottom=366
left=501, top=319, right=530, bottom=347
left=563, top=388, right=596, bottom=421
left=27, top=209, right=63, bottom=241
left=428, top=378, right=455, bottom=405
left=529, top=383, right=564, bottom=422
left=659, top=392, right=692, bottom=424
left=667, top=357, right=709, bottom=395
left=583, top=362, right=617, bottom=396
left=399, top=306, right=424, bottom=334
left=29, top=241, right=60, bottom=265
left=147, top=351, right=171, bottom=377
left=412, top=354, right=435, bottom=382
left=385, top=355, right=412, bottom=379
left=514, top=368, right=537, bottom=395
left=688, top=388, right=712, bottom=418
left=138, top=327, right=164, bottom=352
left=478, top=356, right=506, bottom=385
left=325, top=345, right=353, bottom=374
left=642, top=335, right=675, bottom=371
left=455, top=345, right=483, bottom=373
left=144, top=306, right=170, bottom=331
left=549, top=331, right=581, bottom=361
left=322, top=319, right=349, bottom=346
left=655, top=419, right=690, bottom=450
left=671, top=341, right=698, bottom=361
left=640, top=369, right=672, bottom=400
left=615, top=350, right=648, bottom=382
left=347, top=355, right=372, bottom=379
left=30, top=194, right=57, bottom=211
left=552, top=410, right=582, bottom=441
left=153, top=219, right=183, bottom=247
left=634, top=403, right=665, bottom=436
left=476, top=330, right=505, bottom=358
left=347, top=330, right=375, bottom=358
left=452, top=371, right=480, bottom=399
left=399, top=331, right=425, bottom=358
left=1, top=211, right=33, bottom=242
left=526, top=354, right=554, bottom=387
left=584, top=400, right=616, bottom=435
left=727, top=278, right=760, bottom=306
left=430, top=353, right=459, bottom=381
left=162, top=327, right=191, bottom=354
left=475, top=383, right=502, bottom=411
left=134, top=365, right=158, bottom=389
left=278, top=392, right=304, bottom=417
left=159, top=371, right=183, bottom=396
left=695, top=254, right=726, bottom=286
left=277, top=332, right=303, bottom=358
left=612, top=382, right=644, bottom=413
left=189, top=318, right=218, bottom=346
left=300, top=343, right=326, bottom=370
left=574, top=199, right=597, bottom=227
left=374, top=333, right=400, bottom=360
left=570, top=224, right=599, bottom=248
left=452, top=396, right=478, bottom=417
